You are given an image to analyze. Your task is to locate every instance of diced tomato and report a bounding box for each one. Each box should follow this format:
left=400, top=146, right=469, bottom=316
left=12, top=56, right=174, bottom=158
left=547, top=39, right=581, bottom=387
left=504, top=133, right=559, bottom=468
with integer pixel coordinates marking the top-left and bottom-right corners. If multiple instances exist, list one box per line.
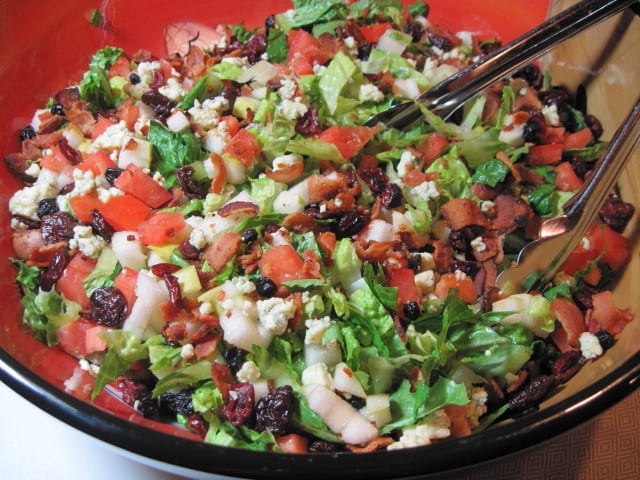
left=550, top=297, right=585, bottom=348
left=527, top=143, right=564, bottom=165
left=258, top=244, right=316, bottom=286
left=402, top=168, right=436, bottom=187
left=433, top=273, right=477, bottom=303
left=113, top=267, right=138, bottom=312
left=108, top=55, right=131, bottom=78
left=587, top=291, right=633, bottom=335
left=581, top=265, right=602, bottom=286
left=444, top=404, right=472, bottom=437
left=91, top=116, right=117, bottom=139
left=387, top=268, right=420, bottom=307
left=358, top=23, right=392, bottom=43
left=56, top=254, right=97, bottom=309
left=220, top=115, right=240, bottom=137
left=223, top=129, right=261, bottom=167
left=563, top=127, right=592, bottom=150
left=56, top=319, right=108, bottom=357
left=114, top=163, right=172, bottom=208
left=276, top=434, right=309, bottom=454
left=287, top=29, right=321, bottom=76
left=417, top=132, right=449, bottom=164
left=100, top=194, right=152, bottom=231
left=69, top=193, right=103, bottom=223
left=138, top=211, right=187, bottom=245
left=554, top=161, right=583, bottom=191
left=76, top=150, right=117, bottom=176
left=317, top=125, right=379, bottom=161
left=561, top=223, right=630, bottom=274
left=40, top=145, right=71, bottom=172
left=117, top=98, right=140, bottom=131
left=541, top=126, right=566, bottom=144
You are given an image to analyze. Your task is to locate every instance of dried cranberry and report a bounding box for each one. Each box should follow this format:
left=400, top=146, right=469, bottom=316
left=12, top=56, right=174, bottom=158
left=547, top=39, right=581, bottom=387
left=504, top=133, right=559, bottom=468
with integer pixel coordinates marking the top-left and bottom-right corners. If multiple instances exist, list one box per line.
left=380, top=183, right=402, bottom=209
left=41, top=211, right=77, bottom=245
left=358, top=167, right=388, bottom=195
left=164, top=274, right=183, bottom=309
left=150, top=263, right=182, bottom=277
left=220, top=80, right=241, bottom=114
left=104, top=167, right=123, bottom=186
left=334, top=211, right=366, bottom=239
left=585, top=114, right=604, bottom=141
left=565, top=151, right=591, bottom=179
left=255, top=385, right=295, bottom=436
left=58, top=137, right=82, bottom=164
left=179, top=239, right=201, bottom=260
left=449, top=260, right=479, bottom=278
left=573, top=288, right=594, bottom=310
left=141, top=89, right=176, bottom=119
left=508, top=374, right=555, bottom=412
left=595, top=330, right=615, bottom=350
left=357, top=43, right=373, bottom=61
left=223, top=347, right=247, bottom=375
left=242, top=33, right=267, bottom=63
left=50, top=103, right=65, bottom=116
left=265, top=15, right=276, bottom=33
left=90, top=286, right=128, bottom=327
left=39, top=249, right=69, bottom=291
left=404, top=21, right=425, bottom=42
left=159, top=390, right=195, bottom=416
left=522, top=110, right=546, bottom=144
left=407, top=254, right=422, bottom=272
left=91, top=209, right=115, bottom=241
left=176, top=165, right=207, bottom=199
left=448, top=229, right=468, bottom=253
left=295, top=105, right=321, bottom=136
left=539, top=86, right=572, bottom=108
left=599, top=194, right=635, bottom=232
left=241, top=228, right=258, bottom=244
left=427, top=31, right=453, bottom=51
left=254, top=276, right=277, bottom=298
left=186, top=413, right=209, bottom=437
left=402, top=301, right=421, bottom=321
left=514, top=63, right=543, bottom=89
left=129, top=72, right=141, bottom=85
left=18, top=125, right=36, bottom=141
left=479, top=40, right=502, bottom=56
left=308, top=440, right=337, bottom=453
left=549, top=350, right=583, bottom=383
left=345, top=395, right=366, bottom=410
left=223, top=382, right=255, bottom=426
left=37, top=198, right=59, bottom=218
left=116, top=379, right=158, bottom=418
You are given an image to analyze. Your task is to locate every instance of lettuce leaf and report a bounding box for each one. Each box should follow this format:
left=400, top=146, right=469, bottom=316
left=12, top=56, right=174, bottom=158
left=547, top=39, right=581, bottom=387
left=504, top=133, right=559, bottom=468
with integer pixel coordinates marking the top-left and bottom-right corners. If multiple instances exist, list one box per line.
left=149, top=121, right=203, bottom=187
left=79, top=46, right=124, bottom=111
left=319, top=51, right=358, bottom=114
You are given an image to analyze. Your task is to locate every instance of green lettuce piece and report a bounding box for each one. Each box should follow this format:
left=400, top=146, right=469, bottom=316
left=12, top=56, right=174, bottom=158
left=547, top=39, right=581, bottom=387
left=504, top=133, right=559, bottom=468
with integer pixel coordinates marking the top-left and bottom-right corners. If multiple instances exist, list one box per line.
left=282, top=0, right=346, bottom=30
left=203, top=415, right=277, bottom=450
left=177, top=76, right=209, bottom=110
left=266, top=27, right=289, bottom=63
left=210, top=61, right=244, bottom=81
left=250, top=176, right=285, bottom=213
left=425, top=145, right=472, bottom=201
left=292, top=394, right=341, bottom=442
left=459, top=128, right=509, bottom=169
left=79, top=46, right=124, bottom=111
left=149, top=121, right=203, bottom=187
left=331, top=238, right=363, bottom=294
left=33, top=288, right=82, bottom=330
left=192, top=382, right=225, bottom=413
left=82, top=247, right=121, bottom=297
left=471, top=158, right=510, bottom=187
left=407, top=1, right=428, bottom=17
left=566, top=141, right=607, bottom=162
left=362, top=262, right=397, bottom=310
left=495, top=85, right=516, bottom=128
left=91, top=331, right=153, bottom=399
left=360, top=49, right=428, bottom=88
left=380, top=377, right=469, bottom=434
left=152, top=360, right=213, bottom=397
left=228, top=23, right=259, bottom=43
left=319, top=51, right=358, bottom=114
left=10, top=259, right=54, bottom=343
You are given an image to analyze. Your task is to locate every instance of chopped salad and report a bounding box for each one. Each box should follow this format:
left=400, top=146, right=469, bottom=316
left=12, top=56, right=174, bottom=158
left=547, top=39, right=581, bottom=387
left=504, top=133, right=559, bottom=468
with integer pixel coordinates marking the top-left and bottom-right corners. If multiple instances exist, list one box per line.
left=6, top=0, right=636, bottom=453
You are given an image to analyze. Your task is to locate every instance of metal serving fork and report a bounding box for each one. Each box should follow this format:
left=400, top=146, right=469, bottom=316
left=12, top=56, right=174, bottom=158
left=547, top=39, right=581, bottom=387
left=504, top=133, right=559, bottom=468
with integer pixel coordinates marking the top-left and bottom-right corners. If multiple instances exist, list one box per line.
left=365, top=0, right=638, bottom=129
left=495, top=98, right=640, bottom=295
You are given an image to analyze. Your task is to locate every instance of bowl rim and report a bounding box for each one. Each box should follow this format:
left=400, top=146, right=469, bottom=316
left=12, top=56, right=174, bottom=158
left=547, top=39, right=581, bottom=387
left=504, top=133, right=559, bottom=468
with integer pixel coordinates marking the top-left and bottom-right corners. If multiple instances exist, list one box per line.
left=2, top=345, right=640, bottom=479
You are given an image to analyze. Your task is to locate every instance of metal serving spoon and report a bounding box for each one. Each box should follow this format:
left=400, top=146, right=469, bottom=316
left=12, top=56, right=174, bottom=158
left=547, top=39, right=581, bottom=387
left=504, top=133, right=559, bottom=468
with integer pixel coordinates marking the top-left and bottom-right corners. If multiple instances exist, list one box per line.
left=495, top=97, right=640, bottom=295
left=366, top=0, right=638, bottom=129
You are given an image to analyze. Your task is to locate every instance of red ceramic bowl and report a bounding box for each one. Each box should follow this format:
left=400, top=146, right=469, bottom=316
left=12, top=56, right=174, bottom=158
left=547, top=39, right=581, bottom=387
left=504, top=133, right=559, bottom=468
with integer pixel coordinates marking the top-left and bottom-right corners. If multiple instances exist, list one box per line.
left=1, top=1, right=639, bottom=478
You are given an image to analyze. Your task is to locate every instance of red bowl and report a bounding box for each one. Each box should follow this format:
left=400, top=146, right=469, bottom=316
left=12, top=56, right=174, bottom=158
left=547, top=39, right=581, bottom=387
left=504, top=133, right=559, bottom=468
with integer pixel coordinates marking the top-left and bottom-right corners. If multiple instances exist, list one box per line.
left=2, top=1, right=639, bottom=478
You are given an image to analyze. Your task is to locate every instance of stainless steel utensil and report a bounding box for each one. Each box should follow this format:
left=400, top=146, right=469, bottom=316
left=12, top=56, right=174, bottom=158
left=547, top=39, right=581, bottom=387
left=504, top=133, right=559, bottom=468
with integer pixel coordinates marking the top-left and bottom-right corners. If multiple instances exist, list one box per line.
left=366, top=0, right=638, bottom=129
left=495, top=97, right=640, bottom=295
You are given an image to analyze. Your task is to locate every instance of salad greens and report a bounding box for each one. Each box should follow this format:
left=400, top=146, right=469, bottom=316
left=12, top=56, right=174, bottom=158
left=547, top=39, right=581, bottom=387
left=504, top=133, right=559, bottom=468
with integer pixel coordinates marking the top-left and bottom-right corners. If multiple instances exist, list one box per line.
left=7, top=0, right=633, bottom=455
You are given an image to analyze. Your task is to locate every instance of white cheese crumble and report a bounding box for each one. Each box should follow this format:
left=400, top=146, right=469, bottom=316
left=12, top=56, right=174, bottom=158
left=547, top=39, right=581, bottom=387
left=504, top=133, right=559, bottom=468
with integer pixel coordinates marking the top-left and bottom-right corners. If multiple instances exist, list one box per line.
left=8, top=172, right=59, bottom=225
left=24, top=162, right=41, bottom=177
left=410, top=180, right=440, bottom=201
left=236, top=360, right=261, bottom=383
left=272, top=153, right=302, bottom=171
left=278, top=78, right=297, bottom=100
left=159, top=77, right=187, bottom=101
left=542, top=103, right=560, bottom=127
left=199, top=301, right=213, bottom=315
left=397, top=150, right=417, bottom=177
left=305, top=316, right=334, bottom=345
left=359, top=83, right=385, bottom=102
left=277, top=98, right=308, bottom=121
left=89, top=120, right=130, bottom=152
left=387, top=409, right=451, bottom=450
left=188, top=97, right=228, bottom=129
left=480, top=200, right=495, bottom=215
left=257, top=297, right=296, bottom=335
left=230, top=276, right=257, bottom=295
left=414, top=270, right=435, bottom=295
left=579, top=332, right=603, bottom=359
left=418, top=252, right=435, bottom=271
left=69, top=225, right=107, bottom=259
left=465, top=387, right=488, bottom=428
left=180, top=343, right=195, bottom=360
left=470, top=236, right=487, bottom=253
left=301, top=362, right=333, bottom=389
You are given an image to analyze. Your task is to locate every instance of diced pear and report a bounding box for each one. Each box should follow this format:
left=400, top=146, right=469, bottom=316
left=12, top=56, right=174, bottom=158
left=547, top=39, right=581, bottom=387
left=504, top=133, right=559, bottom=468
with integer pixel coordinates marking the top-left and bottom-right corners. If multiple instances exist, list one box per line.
left=222, top=154, right=247, bottom=184
left=304, top=384, right=355, bottom=433
left=333, top=362, right=367, bottom=399
left=232, top=96, right=261, bottom=119
left=304, top=341, right=342, bottom=369
left=110, top=230, right=146, bottom=271
left=172, top=264, right=202, bottom=297
left=360, top=394, right=392, bottom=428
left=340, top=412, right=379, bottom=445
left=118, top=137, right=153, bottom=170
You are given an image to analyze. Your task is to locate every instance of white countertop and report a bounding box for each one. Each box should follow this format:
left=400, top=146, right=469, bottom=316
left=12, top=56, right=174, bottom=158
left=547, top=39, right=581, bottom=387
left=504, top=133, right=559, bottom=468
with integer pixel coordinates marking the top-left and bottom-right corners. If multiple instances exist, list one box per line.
left=0, top=381, right=190, bottom=480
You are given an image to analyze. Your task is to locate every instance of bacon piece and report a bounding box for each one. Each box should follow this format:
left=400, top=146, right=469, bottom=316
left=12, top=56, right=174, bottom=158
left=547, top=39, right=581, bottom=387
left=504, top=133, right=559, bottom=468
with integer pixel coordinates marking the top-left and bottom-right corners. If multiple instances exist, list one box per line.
left=203, top=232, right=242, bottom=273
left=195, top=334, right=221, bottom=359
left=12, top=229, right=45, bottom=260
left=353, top=240, right=396, bottom=262
left=281, top=212, right=319, bottom=233
left=4, top=153, right=35, bottom=182
left=346, top=436, right=394, bottom=453
left=265, top=162, right=304, bottom=183
left=236, top=242, right=262, bottom=274
left=432, top=240, right=454, bottom=273
left=184, top=45, right=207, bottom=78
left=217, top=201, right=259, bottom=218
left=513, top=163, right=546, bottom=185
left=491, top=194, right=531, bottom=235
left=53, top=87, right=81, bottom=107
left=470, top=182, right=497, bottom=201
left=27, top=241, right=67, bottom=267
left=37, top=112, right=66, bottom=134
left=440, top=198, right=489, bottom=230
left=308, top=174, right=346, bottom=204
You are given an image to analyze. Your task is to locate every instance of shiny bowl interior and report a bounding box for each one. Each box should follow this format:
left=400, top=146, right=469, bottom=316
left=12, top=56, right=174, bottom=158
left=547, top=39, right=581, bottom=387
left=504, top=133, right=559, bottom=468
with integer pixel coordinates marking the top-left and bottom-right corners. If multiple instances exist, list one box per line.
left=0, top=1, right=638, bottom=478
